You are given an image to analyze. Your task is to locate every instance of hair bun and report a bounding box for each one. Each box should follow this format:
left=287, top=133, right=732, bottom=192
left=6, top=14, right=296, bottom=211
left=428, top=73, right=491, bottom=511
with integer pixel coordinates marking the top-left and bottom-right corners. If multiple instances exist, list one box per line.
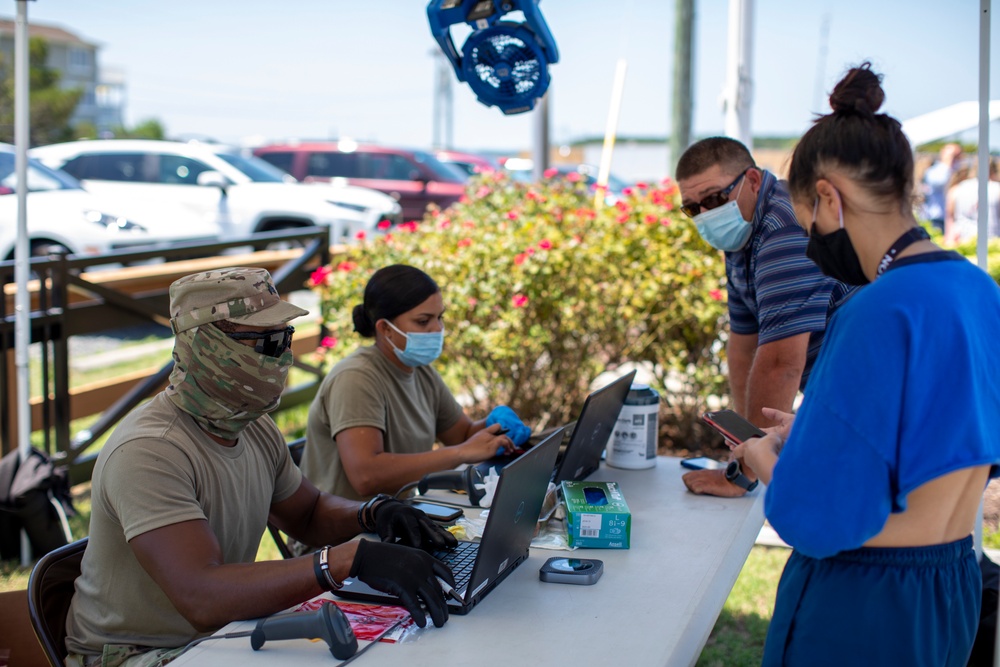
left=352, top=304, right=375, bottom=338
left=829, top=61, right=884, bottom=116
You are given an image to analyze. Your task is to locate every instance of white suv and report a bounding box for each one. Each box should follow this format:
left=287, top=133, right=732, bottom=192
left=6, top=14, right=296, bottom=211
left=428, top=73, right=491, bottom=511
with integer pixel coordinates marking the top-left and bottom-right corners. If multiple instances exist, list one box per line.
left=30, top=140, right=403, bottom=244
left=0, top=144, right=215, bottom=261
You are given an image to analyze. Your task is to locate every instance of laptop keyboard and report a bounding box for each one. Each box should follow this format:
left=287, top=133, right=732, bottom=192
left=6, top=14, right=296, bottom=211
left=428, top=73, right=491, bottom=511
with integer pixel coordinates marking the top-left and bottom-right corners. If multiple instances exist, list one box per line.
left=433, top=541, right=479, bottom=589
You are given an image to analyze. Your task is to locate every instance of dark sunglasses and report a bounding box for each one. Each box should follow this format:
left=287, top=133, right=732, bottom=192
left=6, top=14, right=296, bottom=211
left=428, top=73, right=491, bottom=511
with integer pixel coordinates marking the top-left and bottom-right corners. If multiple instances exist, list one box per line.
left=680, top=169, right=749, bottom=218
left=225, top=326, right=294, bottom=358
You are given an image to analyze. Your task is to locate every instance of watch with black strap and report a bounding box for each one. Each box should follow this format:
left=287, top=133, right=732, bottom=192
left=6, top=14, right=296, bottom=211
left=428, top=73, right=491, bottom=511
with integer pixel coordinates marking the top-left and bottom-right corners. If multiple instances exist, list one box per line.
left=725, top=459, right=759, bottom=492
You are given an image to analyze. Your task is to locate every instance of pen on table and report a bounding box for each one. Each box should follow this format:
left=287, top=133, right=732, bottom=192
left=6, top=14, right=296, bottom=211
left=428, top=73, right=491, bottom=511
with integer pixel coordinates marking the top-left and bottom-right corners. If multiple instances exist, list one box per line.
left=437, top=576, right=464, bottom=603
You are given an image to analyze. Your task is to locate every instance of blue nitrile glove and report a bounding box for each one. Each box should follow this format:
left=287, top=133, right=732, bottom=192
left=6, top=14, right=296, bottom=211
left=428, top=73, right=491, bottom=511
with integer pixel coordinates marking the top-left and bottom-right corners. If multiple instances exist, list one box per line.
left=486, top=406, right=531, bottom=448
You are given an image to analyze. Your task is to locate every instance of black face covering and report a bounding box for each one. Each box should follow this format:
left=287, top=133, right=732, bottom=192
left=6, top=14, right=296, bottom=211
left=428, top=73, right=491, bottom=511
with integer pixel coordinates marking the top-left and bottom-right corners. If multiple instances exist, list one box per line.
left=806, top=226, right=870, bottom=286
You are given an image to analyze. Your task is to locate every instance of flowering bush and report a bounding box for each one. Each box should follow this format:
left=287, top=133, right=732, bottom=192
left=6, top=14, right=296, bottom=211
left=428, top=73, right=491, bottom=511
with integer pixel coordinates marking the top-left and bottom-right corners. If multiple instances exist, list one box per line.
left=309, top=171, right=729, bottom=447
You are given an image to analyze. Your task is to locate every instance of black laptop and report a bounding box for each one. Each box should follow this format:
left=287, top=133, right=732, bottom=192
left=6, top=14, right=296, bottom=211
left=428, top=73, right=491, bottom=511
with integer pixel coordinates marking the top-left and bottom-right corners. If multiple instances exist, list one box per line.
left=475, top=370, right=636, bottom=483
left=335, top=428, right=564, bottom=615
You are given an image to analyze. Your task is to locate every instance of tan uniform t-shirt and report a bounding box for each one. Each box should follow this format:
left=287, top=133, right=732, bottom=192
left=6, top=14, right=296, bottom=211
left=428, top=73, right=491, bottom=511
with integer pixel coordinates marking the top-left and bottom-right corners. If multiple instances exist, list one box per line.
left=65, top=392, right=302, bottom=657
left=301, top=345, right=464, bottom=500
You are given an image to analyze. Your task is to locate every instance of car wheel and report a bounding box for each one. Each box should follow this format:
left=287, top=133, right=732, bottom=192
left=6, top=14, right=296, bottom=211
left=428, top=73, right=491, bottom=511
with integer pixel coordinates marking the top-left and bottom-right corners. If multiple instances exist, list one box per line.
left=260, top=224, right=308, bottom=251
left=30, top=240, right=72, bottom=257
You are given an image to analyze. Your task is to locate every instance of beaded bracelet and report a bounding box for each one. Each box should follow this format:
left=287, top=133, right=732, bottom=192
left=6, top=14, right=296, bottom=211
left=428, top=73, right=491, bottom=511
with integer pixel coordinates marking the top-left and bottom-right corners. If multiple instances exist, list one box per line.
left=312, top=545, right=342, bottom=591
left=358, top=493, right=394, bottom=533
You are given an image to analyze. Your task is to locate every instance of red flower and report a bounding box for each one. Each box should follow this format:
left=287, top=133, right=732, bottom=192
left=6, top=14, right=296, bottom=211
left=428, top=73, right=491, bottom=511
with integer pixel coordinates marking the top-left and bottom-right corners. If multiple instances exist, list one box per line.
left=355, top=231, right=366, bottom=240
left=644, top=214, right=657, bottom=225
left=459, top=195, right=470, bottom=204
left=660, top=218, right=671, bottom=227
left=709, top=289, right=723, bottom=302
left=458, top=237, right=473, bottom=248
left=308, top=265, right=332, bottom=287
left=617, top=213, right=629, bottom=224
left=400, top=221, right=419, bottom=233
left=438, top=219, right=452, bottom=230
left=476, top=185, right=491, bottom=198
left=543, top=167, right=558, bottom=179
left=572, top=235, right=582, bottom=244
left=321, top=336, right=338, bottom=348
left=377, top=219, right=392, bottom=230
left=636, top=181, right=648, bottom=189
left=538, top=239, right=552, bottom=250
left=463, top=220, right=476, bottom=229
left=566, top=171, right=582, bottom=182
left=512, top=294, right=529, bottom=308
left=514, top=253, right=528, bottom=266
left=467, top=297, right=478, bottom=306
left=506, top=211, right=518, bottom=220
left=336, top=261, right=358, bottom=272
left=622, top=187, right=634, bottom=196
left=526, top=247, right=536, bottom=256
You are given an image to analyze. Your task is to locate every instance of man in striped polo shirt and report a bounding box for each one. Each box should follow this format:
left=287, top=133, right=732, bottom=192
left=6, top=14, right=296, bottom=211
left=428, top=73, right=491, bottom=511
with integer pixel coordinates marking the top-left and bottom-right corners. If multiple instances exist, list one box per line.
left=675, top=137, right=855, bottom=497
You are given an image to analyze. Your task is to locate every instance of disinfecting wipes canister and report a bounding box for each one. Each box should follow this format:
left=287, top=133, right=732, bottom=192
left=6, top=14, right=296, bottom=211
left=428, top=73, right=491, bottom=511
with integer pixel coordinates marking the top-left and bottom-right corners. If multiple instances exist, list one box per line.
left=606, top=384, right=660, bottom=469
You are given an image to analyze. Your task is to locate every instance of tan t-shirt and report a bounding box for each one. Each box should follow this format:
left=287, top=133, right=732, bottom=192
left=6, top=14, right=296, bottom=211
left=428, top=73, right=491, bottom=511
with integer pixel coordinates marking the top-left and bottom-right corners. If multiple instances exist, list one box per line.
left=65, top=392, right=302, bottom=657
left=301, top=345, right=465, bottom=500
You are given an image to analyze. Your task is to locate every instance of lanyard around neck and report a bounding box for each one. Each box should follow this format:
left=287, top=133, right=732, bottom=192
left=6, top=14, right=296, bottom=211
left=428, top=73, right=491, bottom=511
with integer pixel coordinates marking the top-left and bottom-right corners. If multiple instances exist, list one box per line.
left=876, top=227, right=930, bottom=276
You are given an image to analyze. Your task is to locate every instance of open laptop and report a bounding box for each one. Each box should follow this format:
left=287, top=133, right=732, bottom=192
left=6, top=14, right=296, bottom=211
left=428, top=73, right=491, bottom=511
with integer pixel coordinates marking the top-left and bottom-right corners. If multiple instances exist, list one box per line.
left=335, top=427, right=564, bottom=615
left=475, top=370, right=636, bottom=483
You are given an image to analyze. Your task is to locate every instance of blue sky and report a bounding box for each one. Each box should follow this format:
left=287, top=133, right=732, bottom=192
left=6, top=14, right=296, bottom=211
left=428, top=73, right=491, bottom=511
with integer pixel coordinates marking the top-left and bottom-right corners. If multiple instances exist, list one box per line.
left=17, top=0, right=1000, bottom=152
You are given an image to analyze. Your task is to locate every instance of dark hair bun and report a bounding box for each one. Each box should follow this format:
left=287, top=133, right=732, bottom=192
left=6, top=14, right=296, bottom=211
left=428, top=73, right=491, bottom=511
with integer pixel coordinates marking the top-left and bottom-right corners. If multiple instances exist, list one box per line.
left=352, top=304, right=375, bottom=338
left=829, top=61, right=884, bottom=116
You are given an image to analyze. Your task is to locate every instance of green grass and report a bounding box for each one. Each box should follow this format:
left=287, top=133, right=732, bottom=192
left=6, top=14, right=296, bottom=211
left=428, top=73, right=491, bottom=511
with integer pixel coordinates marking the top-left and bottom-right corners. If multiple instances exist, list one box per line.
left=696, top=546, right=790, bottom=666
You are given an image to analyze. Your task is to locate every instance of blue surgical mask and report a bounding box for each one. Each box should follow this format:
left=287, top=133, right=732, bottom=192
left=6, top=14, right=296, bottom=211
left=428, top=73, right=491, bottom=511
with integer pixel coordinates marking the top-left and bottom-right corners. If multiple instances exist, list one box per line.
left=694, top=179, right=752, bottom=251
left=385, top=320, right=445, bottom=367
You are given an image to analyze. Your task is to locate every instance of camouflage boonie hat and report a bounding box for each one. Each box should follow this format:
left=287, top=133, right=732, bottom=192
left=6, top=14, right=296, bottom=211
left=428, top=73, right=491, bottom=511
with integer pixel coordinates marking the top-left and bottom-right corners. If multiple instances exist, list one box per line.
left=169, top=267, right=309, bottom=334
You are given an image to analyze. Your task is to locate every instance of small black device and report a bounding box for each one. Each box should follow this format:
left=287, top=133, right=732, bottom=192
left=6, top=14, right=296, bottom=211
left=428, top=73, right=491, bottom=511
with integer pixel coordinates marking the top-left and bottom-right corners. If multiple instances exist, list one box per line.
left=539, top=557, right=604, bottom=585
left=250, top=602, right=357, bottom=659
left=406, top=500, right=464, bottom=523
left=417, top=466, right=487, bottom=506
left=680, top=456, right=727, bottom=471
left=702, top=409, right=766, bottom=445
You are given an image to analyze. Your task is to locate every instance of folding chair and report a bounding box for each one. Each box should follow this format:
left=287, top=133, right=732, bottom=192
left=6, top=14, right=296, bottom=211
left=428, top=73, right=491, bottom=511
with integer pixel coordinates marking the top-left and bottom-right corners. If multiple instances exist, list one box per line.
left=27, top=537, right=88, bottom=667
left=268, top=438, right=305, bottom=559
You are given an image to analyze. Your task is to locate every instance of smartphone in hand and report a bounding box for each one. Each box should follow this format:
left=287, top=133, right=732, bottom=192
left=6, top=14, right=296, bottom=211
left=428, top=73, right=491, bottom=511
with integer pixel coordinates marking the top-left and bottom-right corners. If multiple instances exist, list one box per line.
left=680, top=456, right=727, bottom=471
left=702, top=409, right=766, bottom=445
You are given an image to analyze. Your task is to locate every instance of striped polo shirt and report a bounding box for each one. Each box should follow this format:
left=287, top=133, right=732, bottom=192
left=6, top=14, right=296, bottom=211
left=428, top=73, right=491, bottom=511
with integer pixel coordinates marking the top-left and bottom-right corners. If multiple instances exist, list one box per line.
left=726, top=170, right=856, bottom=389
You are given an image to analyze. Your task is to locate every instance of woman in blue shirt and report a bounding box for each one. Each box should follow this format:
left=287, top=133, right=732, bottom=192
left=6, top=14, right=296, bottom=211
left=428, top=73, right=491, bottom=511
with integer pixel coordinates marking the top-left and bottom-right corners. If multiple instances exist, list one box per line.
left=733, top=63, right=1000, bottom=666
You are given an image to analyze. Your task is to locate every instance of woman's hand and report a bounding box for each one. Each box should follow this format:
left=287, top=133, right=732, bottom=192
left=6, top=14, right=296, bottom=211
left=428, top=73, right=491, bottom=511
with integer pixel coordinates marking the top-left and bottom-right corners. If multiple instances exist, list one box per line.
left=759, top=407, right=795, bottom=441
left=731, top=431, right=784, bottom=487
left=455, top=423, right=514, bottom=463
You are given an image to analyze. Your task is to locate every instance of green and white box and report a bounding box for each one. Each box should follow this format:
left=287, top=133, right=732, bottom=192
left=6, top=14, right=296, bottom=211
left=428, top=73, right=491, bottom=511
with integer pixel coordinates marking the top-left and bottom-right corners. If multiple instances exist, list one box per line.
left=561, top=480, right=631, bottom=549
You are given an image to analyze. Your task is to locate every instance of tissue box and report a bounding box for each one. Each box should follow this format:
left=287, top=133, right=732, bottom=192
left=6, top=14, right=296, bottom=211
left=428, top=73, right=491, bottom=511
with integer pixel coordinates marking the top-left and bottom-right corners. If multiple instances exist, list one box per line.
left=560, top=481, right=631, bottom=549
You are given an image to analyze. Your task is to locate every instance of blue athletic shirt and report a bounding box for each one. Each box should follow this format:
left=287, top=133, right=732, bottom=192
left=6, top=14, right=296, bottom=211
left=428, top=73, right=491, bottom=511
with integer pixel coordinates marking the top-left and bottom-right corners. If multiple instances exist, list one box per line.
left=726, top=170, right=856, bottom=388
left=765, top=251, right=1000, bottom=559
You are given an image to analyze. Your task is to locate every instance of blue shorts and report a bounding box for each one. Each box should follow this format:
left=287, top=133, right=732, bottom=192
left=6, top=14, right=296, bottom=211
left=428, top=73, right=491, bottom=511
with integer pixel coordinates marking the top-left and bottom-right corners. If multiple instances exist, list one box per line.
left=763, top=536, right=980, bottom=667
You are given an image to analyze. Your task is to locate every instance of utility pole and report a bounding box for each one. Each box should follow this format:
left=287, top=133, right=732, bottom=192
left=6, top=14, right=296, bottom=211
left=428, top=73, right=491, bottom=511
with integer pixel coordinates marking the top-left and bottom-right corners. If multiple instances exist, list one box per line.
left=722, top=0, right=754, bottom=149
left=431, top=49, right=454, bottom=150
left=670, top=0, right=694, bottom=176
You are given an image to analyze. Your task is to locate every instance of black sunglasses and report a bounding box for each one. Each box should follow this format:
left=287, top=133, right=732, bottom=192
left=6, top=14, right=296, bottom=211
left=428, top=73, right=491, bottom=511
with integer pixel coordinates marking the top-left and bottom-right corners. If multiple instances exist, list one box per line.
left=225, top=326, right=295, bottom=358
left=680, top=169, right=749, bottom=218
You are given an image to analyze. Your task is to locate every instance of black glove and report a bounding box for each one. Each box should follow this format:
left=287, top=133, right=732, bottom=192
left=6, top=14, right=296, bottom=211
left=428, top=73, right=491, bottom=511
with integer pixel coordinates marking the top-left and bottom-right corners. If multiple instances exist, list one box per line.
left=350, top=539, right=454, bottom=628
left=374, top=499, right=458, bottom=551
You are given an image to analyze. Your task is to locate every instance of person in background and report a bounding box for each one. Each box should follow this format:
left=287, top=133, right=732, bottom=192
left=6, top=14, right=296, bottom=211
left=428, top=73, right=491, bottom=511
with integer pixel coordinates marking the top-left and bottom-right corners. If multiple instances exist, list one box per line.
left=301, top=264, right=529, bottom=504
left=944, top=158, right=1000, bottom=245
left=65, top=268, right=457, bottom=667
left=734, top=63, right=1000, bottom=666
left=675, top=137, right=855, bottom=498
left=921, top=142, right=964, bottom=233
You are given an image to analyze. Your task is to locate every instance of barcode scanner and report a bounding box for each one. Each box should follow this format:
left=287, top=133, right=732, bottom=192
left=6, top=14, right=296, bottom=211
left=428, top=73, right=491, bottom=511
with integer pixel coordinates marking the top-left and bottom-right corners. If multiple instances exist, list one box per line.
left=250, top=602, right=358, bottom=659
left=417, top=466, right=487, bottom=506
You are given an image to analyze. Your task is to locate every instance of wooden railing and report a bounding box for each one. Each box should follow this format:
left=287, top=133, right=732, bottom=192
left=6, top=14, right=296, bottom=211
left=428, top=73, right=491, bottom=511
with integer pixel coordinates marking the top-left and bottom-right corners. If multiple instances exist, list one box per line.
left=0, top=228, right=334, bottom=484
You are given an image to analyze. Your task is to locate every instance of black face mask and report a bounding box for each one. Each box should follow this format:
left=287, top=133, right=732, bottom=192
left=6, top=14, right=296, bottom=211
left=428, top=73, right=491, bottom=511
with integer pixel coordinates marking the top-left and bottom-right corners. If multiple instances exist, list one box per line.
left=806, top=226, right=870, bottom=286
left=804, top=195, right=870, bottom=286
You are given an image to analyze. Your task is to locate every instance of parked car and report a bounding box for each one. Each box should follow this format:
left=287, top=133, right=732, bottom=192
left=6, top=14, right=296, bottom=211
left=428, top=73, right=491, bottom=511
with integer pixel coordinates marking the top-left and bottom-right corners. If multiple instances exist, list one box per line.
left=435, top=149, right=504, bottom=177
left=29, top=140, right=403, bottom=244
left=253, top=141, right=469, bottom=221
left=0, top=144, right=215, bottom=261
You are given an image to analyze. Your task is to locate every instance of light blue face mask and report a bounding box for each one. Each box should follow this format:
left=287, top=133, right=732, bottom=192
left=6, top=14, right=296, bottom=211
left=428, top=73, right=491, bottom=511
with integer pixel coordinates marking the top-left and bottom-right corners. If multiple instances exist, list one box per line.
left=694, top=179, right=752, bottom=251
left=385, top=320, right=445, bottom=367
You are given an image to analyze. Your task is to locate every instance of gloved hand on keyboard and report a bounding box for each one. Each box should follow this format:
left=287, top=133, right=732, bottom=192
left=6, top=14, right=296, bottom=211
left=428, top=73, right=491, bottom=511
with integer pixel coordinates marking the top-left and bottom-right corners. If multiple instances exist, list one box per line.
left=486, top=405, right=531, bottom=447
left=350, top=539, right=454, bottom=628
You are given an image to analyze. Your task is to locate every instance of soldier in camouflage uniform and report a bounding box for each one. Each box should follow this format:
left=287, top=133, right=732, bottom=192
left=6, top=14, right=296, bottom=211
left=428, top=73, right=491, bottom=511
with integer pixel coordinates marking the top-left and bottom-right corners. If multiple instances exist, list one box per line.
left=64, top=268, right=457, bottom=667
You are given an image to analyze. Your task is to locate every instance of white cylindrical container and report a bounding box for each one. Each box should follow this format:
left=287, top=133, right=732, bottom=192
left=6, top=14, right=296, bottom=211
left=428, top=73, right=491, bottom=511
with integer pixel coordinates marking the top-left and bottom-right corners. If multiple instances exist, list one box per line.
left=606, top=384, right=660, bottom=469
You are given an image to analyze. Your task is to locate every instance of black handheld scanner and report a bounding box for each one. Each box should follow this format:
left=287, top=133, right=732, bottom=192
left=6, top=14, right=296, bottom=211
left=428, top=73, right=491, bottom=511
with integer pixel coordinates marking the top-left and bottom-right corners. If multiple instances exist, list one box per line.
left=417, top=466, right=487, bottom=506
left=250, top=602, right=358, bottom=660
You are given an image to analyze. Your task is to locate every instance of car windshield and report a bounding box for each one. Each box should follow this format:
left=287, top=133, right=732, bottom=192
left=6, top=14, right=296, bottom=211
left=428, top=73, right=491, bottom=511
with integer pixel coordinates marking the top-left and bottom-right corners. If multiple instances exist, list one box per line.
left=0, top=152, right=82, bottom=194
left=410, top=150, right=468, bottom=183
left=214, top=151, right=287, bottom=183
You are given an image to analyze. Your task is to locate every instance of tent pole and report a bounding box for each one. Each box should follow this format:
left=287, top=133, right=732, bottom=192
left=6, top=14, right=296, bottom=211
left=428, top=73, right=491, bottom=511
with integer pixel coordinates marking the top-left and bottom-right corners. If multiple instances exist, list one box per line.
left=14, top=0, right=33, bottom=566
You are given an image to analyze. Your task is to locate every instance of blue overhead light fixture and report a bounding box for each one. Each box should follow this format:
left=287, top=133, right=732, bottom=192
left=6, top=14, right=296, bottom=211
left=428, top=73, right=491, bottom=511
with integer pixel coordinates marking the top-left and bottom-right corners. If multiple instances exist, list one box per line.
left=427, top=0, right=559, bottom=115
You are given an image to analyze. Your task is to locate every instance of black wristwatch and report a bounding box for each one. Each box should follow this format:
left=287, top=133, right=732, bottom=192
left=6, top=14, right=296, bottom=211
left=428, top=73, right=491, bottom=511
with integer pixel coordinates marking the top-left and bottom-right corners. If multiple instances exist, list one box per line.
left=725, top=459, right=759, bottom=492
